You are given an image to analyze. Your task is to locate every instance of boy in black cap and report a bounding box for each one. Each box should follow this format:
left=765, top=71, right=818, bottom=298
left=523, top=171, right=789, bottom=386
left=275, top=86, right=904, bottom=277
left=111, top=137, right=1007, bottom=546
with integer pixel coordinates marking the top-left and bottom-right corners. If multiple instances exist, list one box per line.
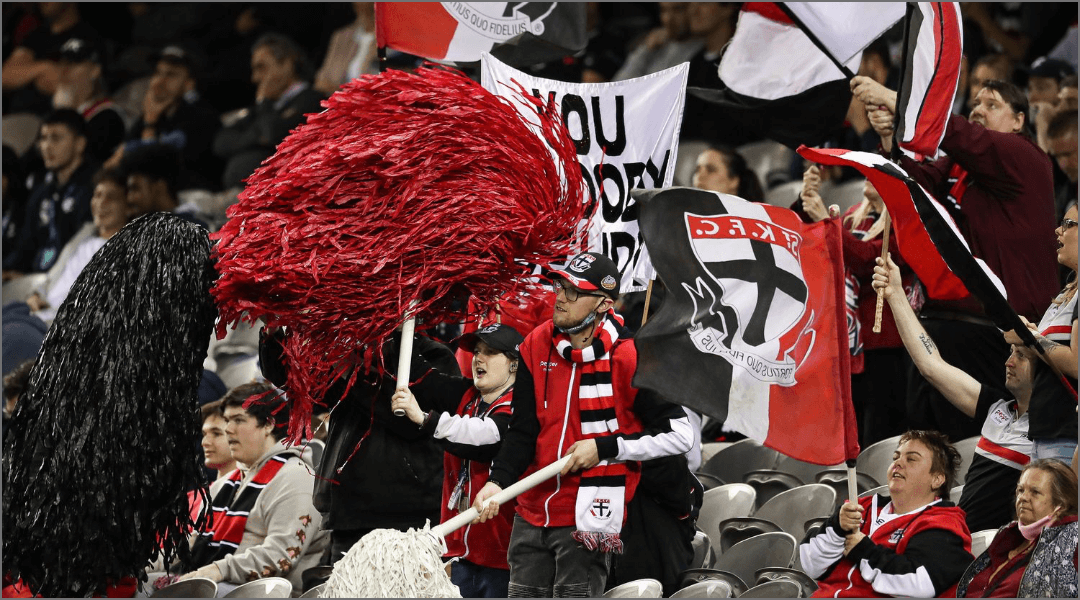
left=472, top=251, right=694, bottom=597
left=390, top=322, right=525, bottom=598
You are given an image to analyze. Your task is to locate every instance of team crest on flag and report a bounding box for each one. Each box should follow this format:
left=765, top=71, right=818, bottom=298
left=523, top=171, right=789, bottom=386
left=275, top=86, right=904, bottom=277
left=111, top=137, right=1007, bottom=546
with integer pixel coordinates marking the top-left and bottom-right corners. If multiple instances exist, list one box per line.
left=683, top=211, right=815, bottom=386
left=633, top=187, right=859, bottom=465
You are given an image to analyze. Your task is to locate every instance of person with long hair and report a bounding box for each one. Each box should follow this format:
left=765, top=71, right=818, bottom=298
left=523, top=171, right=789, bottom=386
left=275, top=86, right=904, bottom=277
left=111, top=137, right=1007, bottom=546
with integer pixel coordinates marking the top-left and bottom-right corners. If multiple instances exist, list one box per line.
left=956, top=459, right=1078, bottom=598
left=1004, top=202, right=1078, bottom=462
left=692, top=145, right=765, bottom=202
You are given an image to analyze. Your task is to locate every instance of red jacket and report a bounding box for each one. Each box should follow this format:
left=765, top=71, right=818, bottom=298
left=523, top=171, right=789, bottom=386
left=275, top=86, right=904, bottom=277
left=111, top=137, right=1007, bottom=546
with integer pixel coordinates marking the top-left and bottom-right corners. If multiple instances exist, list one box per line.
left=801, top=495, right=973, bottom=598
left=488, top=318, right=693, bottom=530
left=435, top=388, right=515, bottom=570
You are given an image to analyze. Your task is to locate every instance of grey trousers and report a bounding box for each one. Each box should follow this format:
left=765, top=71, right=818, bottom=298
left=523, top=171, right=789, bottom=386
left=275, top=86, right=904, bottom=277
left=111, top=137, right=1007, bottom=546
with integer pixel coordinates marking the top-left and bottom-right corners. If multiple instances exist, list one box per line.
left=506, top=516, right=613, bottom=598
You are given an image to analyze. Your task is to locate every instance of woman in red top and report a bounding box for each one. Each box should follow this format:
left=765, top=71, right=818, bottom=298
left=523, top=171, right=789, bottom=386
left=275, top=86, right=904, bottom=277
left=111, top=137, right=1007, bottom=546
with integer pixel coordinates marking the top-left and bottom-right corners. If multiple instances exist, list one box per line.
left=799, top=166, right=918, bottom=446
left=956, top=459, right=1079, bottom=598
left=392, top=323, right=524, bottom=598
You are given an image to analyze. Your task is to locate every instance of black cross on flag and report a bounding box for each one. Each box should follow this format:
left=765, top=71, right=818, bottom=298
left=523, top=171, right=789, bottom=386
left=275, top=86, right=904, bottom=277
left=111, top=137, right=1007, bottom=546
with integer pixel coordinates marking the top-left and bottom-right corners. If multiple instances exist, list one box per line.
left=632, top=187, right=859, bottom=465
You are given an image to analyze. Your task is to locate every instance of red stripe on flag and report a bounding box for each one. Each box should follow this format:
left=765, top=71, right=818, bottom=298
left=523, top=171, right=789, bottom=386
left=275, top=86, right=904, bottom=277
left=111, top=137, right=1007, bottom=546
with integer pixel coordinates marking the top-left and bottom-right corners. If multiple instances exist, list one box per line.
left=1041, top=325, right=1073, bottom=337
left=743, top=2, right=794, bottom=25
left=798, top=146, right=971, bottom=300
left=375, top=2, right=458, bottom=60
left=977, top=436, right=1031, bottom=467
left=760, top=206, right=859, bottom=463
left=902, top=3, right=963, bottom=156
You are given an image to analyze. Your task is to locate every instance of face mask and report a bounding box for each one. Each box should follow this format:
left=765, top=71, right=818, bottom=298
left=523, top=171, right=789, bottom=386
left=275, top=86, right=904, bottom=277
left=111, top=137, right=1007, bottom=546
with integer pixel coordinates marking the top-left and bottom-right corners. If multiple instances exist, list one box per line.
left=1018, top=507, right=1061, bottom=540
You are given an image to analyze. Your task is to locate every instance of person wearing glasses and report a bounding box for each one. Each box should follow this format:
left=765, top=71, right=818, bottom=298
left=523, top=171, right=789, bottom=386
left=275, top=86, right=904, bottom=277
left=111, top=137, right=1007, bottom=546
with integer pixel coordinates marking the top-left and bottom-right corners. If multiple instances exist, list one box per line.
left=1004, top=204, right=1078, bottom=463
left=471, top=251, right=694, bottom=598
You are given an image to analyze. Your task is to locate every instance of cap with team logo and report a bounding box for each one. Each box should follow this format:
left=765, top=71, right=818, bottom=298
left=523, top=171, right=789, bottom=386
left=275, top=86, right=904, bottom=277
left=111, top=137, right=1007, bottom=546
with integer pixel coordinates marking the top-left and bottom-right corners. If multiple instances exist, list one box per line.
left=456, top=323, right=525, bottom=358
left=549, top=251, right=621, bottom=299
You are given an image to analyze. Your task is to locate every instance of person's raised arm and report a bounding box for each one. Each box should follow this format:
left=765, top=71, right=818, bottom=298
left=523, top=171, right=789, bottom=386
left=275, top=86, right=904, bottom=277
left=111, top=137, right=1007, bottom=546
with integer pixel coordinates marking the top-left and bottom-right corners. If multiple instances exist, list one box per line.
left=872, top=255, right=980, bottom=417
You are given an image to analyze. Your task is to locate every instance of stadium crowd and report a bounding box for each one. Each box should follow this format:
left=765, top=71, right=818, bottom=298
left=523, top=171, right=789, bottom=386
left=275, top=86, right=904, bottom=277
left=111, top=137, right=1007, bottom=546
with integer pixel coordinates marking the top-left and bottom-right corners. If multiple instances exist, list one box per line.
left=2, top=2, right=1078, bottom=598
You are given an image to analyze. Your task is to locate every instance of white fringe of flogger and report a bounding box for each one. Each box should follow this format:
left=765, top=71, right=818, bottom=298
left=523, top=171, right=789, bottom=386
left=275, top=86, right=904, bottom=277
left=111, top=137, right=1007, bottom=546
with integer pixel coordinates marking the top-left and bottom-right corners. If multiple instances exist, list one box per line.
left=320, top=521, right=461, bottom=598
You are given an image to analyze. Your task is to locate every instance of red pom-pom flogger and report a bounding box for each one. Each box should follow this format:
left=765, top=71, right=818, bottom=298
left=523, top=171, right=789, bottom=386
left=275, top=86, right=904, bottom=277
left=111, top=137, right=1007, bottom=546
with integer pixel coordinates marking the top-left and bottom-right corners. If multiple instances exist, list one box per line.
left=211, top=66, right=588, bottom=442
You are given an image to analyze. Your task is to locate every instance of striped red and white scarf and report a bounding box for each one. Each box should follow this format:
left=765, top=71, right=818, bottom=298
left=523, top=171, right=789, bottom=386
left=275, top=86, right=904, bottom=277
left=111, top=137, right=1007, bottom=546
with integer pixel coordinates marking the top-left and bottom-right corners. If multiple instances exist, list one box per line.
left=555, top=311, right=629, bottom=553
left=189, top=453, right=289, bottom=568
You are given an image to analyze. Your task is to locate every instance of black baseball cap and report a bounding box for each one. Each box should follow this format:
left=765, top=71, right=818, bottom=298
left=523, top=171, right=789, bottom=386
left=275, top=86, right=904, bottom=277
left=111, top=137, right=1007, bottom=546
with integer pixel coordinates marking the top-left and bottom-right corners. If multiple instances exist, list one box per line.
left=457, top=323, right=525, bottom=358
left=59, top=38, right=101, bottom=64
left=155, top=45, right=201, bottom=77
left=549, top=251, right=621, bottom=299
left=1025, top=57, right=1075, bottom=82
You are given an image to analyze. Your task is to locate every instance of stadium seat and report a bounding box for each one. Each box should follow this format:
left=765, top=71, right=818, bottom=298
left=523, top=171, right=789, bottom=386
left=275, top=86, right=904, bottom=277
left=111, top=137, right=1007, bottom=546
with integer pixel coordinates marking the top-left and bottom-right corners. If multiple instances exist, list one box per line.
left=222, top=577, right=292, bottom=598
left=859, top=484, right=889, bottom=498
left=737, top=140, right=797, bottom=189
left=950, top=484, right=965, bottom=501
left=742, top=470, right=805, bottom=508
left=755, top=566, right=819, bottom=598
left=676, top=569, right=748, bottom=597
left=699, top=439, right=779, bottom=485
left=691, top=529, right=714, bottom=569
left=2, top=113, right=43, bottom=156
left=954, top=436, right=980, bottom=485
left=669, top=580, right=734, bottom=598
left=765, top=179, right=802, bottom=207
left=826, top=178, right=868, bottom=215
left=700, top=441, right=730, bottom=465
left=775, top=455, right=844, bottom=485
left=816, top=469, right=881, bottom=508
left=970, top=528, right=999, bottom=557
left=602, top=578, right=663, bottom=598
left=694, top=471, right=725, bottom=490
left=718, top=484, right=835, bottom=551
left=713, top=532, right=798, bottom=593
left=697, top=484, right=757, bottom=558
left=855, top=435, right=903, bottom=486
left=299, top=584, right=325, bottom=598
left=740, top=580, right=802, bottom=598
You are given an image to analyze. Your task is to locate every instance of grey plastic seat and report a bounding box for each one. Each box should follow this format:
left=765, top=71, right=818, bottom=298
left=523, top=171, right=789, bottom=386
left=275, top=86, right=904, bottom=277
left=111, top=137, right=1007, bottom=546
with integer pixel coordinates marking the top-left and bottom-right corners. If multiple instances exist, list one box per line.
left=742, top=470, right=805, bottom=508
left=150, top=577, right=217, bottom=598
left=676, top=569, right=748, bottom=597
left=775, top=455, right=844, bottom=485
left=740, top=579, right=802, bottom=598
left=954, top=436, right=980, bottom=485
left=971, top=528, right=999, bottom=557
left=691, top=529, right=715, bottom=569
left=718, top=484, right=835, bottom=552
left=755, top=567, right=818, bottom=598
left=669, top=579, right=734, bottom=598
left=699, top=439, right=780, bottom=485
left=855, top=435, right=903, bottom=486
left=602, top=578, right=663, bottom=598
left=222, top=577, right=293, bottom=598
left=299, top=583, right=326, bottom=598
left=712, top=532, right=798, bottom=593
left=698, top=483, right=757, bottom=558
left=859, top=484, right=889, bottom=499
left=816, top=469, right=881, bottom=508
left=694, top=471, right=726, bottom=490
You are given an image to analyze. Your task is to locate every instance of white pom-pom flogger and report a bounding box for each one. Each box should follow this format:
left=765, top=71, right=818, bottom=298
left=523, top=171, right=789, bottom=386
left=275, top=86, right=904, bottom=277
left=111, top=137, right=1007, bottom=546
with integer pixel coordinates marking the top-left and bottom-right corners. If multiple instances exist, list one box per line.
left=321, top=455, right=572, bottom=598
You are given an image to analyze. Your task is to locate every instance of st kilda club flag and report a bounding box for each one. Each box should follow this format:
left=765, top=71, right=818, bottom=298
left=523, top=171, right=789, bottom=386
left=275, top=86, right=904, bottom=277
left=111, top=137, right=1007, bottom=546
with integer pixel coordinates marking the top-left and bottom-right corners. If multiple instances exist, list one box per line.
left=633, top=188, right=859, bottom=464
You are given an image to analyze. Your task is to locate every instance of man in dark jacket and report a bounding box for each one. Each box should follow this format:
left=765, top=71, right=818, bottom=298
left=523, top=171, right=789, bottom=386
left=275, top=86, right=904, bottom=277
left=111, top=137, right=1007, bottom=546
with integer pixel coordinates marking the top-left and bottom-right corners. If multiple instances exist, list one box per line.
left=213, top=33, right=323, bottom=190
left=259, top=327, right=458, bottom=564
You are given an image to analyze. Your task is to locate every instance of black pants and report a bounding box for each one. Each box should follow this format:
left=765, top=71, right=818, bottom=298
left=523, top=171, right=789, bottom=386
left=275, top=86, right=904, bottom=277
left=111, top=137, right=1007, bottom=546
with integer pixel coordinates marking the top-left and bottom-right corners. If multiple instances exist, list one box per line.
left=852, top=347, right=911, bottom=448
left=906, top=318, right=1008, bottom=442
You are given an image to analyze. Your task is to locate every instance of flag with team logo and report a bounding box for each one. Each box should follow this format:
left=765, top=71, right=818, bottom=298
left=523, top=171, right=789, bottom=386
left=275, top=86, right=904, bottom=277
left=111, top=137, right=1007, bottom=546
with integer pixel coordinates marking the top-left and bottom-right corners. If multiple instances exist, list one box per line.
left=375, top=2, right=586, bottom=65
left=633, top=187, right=859, bottom=465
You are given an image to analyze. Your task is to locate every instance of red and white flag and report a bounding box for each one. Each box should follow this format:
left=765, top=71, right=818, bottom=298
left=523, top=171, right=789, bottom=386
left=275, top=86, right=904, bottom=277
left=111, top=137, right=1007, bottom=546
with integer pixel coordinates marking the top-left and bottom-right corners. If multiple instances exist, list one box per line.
left=691, top=2, right=902, bottom=149
left=633, top=187, right=858, bottom=465
left=895, top=3, right=964, bottom=157
left=375, top=2, right=585, bottom=65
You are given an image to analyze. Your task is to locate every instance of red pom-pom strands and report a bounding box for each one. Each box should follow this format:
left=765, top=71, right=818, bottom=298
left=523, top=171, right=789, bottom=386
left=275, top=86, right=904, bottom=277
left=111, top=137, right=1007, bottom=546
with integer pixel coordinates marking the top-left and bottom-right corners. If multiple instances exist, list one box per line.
left=211, top=66, right=587, bottom=443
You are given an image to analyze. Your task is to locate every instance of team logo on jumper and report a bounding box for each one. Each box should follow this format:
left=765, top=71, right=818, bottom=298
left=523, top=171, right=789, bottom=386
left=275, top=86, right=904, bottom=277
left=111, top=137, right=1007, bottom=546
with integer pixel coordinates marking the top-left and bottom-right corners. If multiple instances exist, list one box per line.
left=888, top=528, right=906, bottom=544
left=590, top=498, right=611, bottom=519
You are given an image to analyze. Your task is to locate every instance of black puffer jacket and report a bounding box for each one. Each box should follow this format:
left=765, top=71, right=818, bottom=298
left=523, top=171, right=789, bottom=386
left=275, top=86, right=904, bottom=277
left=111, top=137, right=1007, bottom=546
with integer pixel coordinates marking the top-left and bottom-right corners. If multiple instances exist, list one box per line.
left=260, top=329, right=460, bottom=531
